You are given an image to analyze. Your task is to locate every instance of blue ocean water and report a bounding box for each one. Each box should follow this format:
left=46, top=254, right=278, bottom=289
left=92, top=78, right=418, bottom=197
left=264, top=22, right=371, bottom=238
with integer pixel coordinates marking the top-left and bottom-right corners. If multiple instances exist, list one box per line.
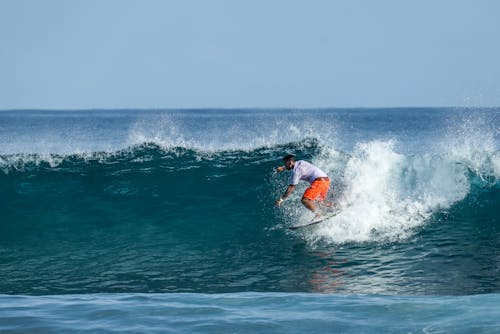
left=0, top=108, right=499, bottom=332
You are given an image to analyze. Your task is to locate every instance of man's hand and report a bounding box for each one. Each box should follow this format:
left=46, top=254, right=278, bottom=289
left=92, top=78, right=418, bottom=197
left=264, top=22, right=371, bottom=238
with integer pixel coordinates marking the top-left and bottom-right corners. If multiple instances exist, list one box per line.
left=276, top=185, right=295, bottom=207
left=276, top=166, right=285, bottom=173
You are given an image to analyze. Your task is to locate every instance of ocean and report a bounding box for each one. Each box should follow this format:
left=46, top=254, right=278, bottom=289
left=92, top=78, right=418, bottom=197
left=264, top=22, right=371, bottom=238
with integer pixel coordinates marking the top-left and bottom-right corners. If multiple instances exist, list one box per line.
left=0, top=108, right=499, bottom=333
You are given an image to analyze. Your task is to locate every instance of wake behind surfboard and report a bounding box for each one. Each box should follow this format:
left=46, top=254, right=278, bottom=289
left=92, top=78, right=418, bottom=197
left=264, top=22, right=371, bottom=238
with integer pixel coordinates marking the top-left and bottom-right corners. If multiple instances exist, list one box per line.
left=289, top=210, right=341, bottom=230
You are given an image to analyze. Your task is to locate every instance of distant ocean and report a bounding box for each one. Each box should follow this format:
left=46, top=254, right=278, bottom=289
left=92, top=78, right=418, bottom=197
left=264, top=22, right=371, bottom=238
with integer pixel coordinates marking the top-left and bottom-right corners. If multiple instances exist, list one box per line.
left=1, top=108, right=499, bottom=333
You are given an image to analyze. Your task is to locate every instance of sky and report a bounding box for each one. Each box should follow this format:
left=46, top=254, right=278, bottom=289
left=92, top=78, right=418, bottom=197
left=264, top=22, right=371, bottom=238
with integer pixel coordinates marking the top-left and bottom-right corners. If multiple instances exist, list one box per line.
left=1, top=0, right=500, bottom=109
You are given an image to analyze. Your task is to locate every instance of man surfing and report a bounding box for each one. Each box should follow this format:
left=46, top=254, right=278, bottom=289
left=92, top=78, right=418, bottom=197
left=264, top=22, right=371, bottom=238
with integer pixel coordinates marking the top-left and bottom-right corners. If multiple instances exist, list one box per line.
left=275, top=154, right=331, bottom=219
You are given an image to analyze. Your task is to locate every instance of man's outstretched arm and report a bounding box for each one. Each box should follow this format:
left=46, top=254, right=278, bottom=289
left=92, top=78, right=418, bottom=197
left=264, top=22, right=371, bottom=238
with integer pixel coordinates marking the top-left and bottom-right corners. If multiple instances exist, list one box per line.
left=275, top=185, right=296, bottom=206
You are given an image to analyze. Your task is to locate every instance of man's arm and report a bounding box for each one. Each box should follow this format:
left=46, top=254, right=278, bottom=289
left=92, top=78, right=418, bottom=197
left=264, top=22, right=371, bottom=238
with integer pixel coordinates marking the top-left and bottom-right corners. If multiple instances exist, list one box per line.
left=275, top=185, right=296, bottom=206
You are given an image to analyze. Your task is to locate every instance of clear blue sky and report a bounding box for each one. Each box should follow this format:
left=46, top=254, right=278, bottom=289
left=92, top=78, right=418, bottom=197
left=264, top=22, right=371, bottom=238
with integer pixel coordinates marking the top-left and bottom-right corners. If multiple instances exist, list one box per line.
left=1, top=0, right=500, bottom=109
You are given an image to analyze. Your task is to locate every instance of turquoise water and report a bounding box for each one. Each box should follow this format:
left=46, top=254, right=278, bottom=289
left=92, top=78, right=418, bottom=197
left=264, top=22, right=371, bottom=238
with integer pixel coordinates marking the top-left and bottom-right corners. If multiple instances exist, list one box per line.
left=0, top=108, right=499, bottom=332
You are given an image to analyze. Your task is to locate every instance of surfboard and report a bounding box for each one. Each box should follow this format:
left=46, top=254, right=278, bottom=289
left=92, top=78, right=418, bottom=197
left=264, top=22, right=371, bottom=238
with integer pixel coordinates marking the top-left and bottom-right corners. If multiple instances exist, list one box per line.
left=289, top=210, right=340, bottom=230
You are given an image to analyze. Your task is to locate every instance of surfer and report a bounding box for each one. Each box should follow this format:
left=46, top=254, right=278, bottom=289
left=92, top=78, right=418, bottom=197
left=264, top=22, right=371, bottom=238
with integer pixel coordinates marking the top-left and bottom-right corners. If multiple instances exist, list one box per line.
left=275, top=154, right=331, bottom=218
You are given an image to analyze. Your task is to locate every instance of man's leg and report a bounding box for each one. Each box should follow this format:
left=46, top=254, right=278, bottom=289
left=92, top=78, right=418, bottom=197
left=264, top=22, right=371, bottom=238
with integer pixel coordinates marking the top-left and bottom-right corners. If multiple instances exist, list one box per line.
left=301, top=197, right=321, bottom=217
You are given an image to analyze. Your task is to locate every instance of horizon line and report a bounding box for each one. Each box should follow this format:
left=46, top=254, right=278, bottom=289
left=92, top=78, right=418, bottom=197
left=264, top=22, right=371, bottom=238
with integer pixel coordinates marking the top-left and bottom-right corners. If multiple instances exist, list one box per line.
left=1, top=105, right=499, bottom=112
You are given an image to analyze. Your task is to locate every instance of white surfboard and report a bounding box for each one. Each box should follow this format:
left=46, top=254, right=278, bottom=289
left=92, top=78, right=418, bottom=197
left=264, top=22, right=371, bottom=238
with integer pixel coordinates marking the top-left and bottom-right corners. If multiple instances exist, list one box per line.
left=289, top=210, right=340, bottom=230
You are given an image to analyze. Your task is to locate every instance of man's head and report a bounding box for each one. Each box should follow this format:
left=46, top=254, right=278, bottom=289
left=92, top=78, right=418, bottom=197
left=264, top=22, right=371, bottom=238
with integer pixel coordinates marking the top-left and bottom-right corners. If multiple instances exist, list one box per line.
left=283, top=154, right=296, bottom=170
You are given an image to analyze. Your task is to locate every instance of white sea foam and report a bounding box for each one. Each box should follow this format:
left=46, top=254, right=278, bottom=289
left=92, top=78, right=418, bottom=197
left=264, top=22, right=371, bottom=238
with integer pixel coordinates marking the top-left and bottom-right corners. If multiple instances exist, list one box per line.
left=127, top=112, right=339, bottom=152
left=302, top=140, right=477, bottom=244
left=0, top=153, right=66, bottom=174
left=440, top=111, right=499, bottom=181
left=293, top=110, right=499, bottom=245
left=493, top=154, right=500, bottom=179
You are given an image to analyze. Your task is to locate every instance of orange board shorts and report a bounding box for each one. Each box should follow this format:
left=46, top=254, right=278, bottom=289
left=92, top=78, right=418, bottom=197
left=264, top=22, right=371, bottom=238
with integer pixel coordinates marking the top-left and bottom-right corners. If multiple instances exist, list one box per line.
left=303, top=178, right=330, bottom=201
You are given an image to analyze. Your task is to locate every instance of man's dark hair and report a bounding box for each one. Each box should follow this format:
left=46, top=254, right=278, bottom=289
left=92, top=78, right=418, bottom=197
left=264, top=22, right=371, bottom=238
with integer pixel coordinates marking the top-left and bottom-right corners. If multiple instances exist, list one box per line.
left=283, top=154, right=296, bottom=162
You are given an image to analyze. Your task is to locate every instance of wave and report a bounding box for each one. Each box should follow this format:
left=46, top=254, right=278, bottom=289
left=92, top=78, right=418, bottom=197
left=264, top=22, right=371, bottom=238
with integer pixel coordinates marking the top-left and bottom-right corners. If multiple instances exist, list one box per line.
left=2, top=109, right=499, bottom=295
left=1, top=139, right=498, bottom=244
left=299, top=140, right=498, bottom=245
left=0, top=139, right=319, bottom=175
left=1, top=292, right=499, bottom=333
